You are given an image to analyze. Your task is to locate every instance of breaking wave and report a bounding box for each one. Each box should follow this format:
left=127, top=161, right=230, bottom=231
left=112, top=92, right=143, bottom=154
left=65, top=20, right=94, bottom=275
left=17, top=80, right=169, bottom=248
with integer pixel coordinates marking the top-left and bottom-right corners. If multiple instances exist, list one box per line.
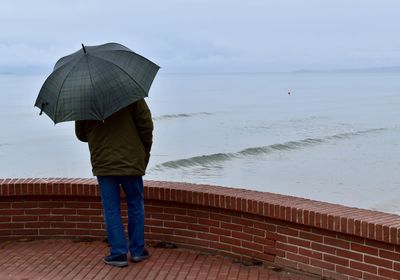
left=153, top=112, right=212, bottom=121
left=154, top=128, right=386, bottom=170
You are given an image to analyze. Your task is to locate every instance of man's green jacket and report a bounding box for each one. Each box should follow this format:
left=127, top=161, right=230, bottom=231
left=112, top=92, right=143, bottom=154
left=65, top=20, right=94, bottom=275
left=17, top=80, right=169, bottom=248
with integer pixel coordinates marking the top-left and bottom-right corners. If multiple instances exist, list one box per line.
left=75, top=99, right=153, bottom=176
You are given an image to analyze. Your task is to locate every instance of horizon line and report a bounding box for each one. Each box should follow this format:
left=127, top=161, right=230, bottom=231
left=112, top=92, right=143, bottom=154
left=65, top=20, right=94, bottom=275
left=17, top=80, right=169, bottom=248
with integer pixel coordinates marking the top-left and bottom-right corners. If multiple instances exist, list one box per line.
left=1, top=65, right=400, bottom=76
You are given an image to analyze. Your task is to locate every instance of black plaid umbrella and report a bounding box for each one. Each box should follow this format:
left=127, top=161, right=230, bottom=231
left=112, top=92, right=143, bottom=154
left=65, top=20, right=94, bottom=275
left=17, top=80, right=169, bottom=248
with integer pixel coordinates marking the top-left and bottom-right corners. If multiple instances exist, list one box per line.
left=35, top=42, right=160, bottom=123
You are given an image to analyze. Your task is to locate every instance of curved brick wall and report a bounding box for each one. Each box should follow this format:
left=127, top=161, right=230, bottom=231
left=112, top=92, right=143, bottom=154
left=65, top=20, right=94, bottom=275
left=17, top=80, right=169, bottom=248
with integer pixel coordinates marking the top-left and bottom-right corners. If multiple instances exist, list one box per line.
left=1, top=178, right=400, bottom=279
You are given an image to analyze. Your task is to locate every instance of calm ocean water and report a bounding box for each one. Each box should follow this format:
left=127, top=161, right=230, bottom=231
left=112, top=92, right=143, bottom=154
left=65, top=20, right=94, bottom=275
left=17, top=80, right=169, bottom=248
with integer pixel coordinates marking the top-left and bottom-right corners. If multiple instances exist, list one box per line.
left=0, top=71, right=399, bottom=214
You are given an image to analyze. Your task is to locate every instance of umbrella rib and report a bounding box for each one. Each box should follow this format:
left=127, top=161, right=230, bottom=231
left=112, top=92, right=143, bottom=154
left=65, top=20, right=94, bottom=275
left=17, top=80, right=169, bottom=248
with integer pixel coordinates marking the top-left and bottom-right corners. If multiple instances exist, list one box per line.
left=96, top=48, right=160, bottom=68
left=85, top=56, right=101, bottom=119
left=89, top=53, right=151, bottom=95
left=53, top=59, right=83, bottom=123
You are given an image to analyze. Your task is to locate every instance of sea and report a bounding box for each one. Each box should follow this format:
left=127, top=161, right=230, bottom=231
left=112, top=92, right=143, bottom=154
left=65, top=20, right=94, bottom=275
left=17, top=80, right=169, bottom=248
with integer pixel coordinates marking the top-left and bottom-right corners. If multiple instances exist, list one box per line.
left=0, top=71, right=399, bottom=214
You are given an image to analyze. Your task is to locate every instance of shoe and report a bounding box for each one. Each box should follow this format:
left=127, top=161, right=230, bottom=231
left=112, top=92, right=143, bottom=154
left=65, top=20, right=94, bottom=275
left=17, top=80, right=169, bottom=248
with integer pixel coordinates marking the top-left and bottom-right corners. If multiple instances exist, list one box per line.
left=103, top=254, right=128, bottom=267
left=131, top=249, right=150, bottom=263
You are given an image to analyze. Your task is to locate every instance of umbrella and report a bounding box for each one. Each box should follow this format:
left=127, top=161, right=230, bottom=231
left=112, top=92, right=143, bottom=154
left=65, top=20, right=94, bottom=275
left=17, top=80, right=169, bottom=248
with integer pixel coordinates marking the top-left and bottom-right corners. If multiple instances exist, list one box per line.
left=35, top=42, right=160, bottom=123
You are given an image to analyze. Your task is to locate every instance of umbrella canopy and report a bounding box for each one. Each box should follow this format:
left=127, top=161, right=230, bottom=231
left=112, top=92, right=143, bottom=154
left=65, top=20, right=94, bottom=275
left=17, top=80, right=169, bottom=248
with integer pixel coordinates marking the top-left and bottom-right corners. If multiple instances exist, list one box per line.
left=35, top=42, right=160, bottom=123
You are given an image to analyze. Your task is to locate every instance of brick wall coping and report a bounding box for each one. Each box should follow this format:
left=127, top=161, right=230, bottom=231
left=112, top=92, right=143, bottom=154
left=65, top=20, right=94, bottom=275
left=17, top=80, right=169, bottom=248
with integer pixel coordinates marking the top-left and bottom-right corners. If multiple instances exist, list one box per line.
left=1, top=178, right=399, bottom=246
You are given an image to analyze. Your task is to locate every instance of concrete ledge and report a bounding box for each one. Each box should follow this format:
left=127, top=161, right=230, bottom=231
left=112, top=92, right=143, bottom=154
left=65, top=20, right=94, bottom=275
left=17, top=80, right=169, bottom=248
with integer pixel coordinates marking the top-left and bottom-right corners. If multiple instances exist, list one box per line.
left=1, top=178, right=400, bottom=279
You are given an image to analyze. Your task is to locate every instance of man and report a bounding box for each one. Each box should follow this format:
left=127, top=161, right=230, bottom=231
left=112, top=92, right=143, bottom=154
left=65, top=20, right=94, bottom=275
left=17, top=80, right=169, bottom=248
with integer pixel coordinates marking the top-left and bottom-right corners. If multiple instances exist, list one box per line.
left=75, top=98, right=153, bottom=267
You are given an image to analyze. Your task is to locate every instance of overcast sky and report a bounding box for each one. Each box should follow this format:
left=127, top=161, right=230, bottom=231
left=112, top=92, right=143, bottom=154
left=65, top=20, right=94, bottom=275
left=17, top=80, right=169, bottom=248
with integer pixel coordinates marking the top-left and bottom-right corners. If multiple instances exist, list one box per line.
left=1, top=0, right=400, bottom=73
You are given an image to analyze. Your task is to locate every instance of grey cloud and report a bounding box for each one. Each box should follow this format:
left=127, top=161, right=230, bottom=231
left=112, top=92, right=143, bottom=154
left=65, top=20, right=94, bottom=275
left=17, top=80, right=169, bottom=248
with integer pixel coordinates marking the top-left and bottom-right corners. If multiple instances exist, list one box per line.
left=1, top=0, right=400, bottom=73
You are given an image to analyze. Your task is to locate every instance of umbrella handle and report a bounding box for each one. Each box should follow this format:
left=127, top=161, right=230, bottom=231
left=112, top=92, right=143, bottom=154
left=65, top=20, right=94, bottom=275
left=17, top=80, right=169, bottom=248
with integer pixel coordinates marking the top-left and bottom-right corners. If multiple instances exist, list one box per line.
left=82, top=43, right=87, bottom=54
left=39, top=102, right=48, bottom=115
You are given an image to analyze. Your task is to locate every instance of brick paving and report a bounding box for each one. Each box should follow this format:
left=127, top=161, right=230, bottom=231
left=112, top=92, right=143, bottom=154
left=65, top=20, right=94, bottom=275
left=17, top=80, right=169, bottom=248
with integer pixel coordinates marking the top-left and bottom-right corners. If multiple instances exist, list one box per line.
left=0, top=239, right=316, bottom=280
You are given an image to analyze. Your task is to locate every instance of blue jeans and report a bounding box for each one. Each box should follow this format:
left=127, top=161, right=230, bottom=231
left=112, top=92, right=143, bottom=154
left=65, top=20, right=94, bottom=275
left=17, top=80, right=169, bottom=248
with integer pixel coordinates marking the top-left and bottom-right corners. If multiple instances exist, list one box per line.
left=97, top=176, right=145, bottom=257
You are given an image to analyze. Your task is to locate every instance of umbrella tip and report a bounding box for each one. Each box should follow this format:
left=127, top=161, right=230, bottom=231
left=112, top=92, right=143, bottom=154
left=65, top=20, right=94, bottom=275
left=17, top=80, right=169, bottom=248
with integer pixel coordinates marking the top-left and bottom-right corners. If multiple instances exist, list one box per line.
left=82, top=43, right=87, bottom=54
left=39, top=102, right=48, bottom=115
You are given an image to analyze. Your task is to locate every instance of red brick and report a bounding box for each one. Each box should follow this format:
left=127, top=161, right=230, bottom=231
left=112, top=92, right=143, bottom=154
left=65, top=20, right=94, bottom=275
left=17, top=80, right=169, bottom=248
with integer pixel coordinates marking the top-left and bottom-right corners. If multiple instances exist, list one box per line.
left=276, top=242, right=298, bottom=253
left=149, top=226, right=173, bottom=235
left=51, top=209, right=77, bottom=215
left=188, top=224, right=209, bottom=233
left=220, top=236, right=241, bottom=246
left=12, top=216, right=38, bottom=222
left=394, top=262, right=400, bottom=271
left=76, top=209, right=102, bottom=216
left=11, top=202, right=38, bottom=208
left=164, top=221, right=187, bottom=229
left=241, top=240, right=263, bottom=252
left=391, top=227, right=398, bottom=244
left=253, top=236, right=275, bottom=247
left=198, top=218, right=220, bottom=227
left=209, top=241, right=231, bottom=252
left=364, top=255, right=393, bottom=269
left=151, top=213, right=175, bottom=221
left=311, top=242, right=336, bottom=255
left=51, top=222, right=77, bottom=228
left=363, top=273, right=392, bottom=280
left=299, top=231, right=323, bottom=243
left=277, top=226, right=298, bottom=237
left=187, top=210, right=209, bottom=219
left=164, top=207, right=187, bottom=215
left=336, top=265, right=363, bottom=278
left=324, top=236, right=350, bottom=249
left=39, top=215, right=65, bottom=221
left=189, top=238, right=210, bottom=248
left=0, top=209, right=24, bottom=215
left=376, top=224, right=383, bottom=241
left=197, top=232, right=219, bottom=241
left=174, top=229, right=197, bottom=238
left=39, top=228, right=65, bottom=235
left=288, top=237, right=311, bottom=248
left=13, top=229, right=38, bottom=235
left=210, top=213, right=230, bottom=223
left=379, top=249, right=400, bottom=261
left=323, top=254, right=349, bottom=267
left=336, top=248, right=363, bottom=261
left=298, top=248, right=322, bottom=259
left=0, top=223, right=24, bottom=229
left=351, top=243, right=379, bottom=256
left=231, top=217, right=253, bottom=227
left=64, top=202, right=90, bottom=208
left=65, top=215, right=90, bottom=222
left=25, top=208, right=51, bottom=215
left=256, top=222, right=276, bottom=232
left=174, top=215, right=197, bottom=224
left=0, top=202, right=11, bottom=209
left=89, top=202, right=103, bottom=209
left=350, top=260, right=378, bottom=274
left=25, top=222, right=51, bottom=228
left=286, top=252, right=309, bottom=264
left=90, top=216, right=104, bottom=223
left=378, top=268, right=400, bottom=279
left=38, top=201, right=65, bottom=208
left=231, top=231, right=252, bottom=242
left=383, top=226, right=390, bottom=243
left=220, top=222, right=242, bottom=232
left=265, top=231, right=286, bottom=242
left=263, top=245, right=285, bottom=257
left=243, top=226, right=265, bottom=237
left=0, top=216, right=11, bottom=222
left=210, top=227, right=230, bottom=236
